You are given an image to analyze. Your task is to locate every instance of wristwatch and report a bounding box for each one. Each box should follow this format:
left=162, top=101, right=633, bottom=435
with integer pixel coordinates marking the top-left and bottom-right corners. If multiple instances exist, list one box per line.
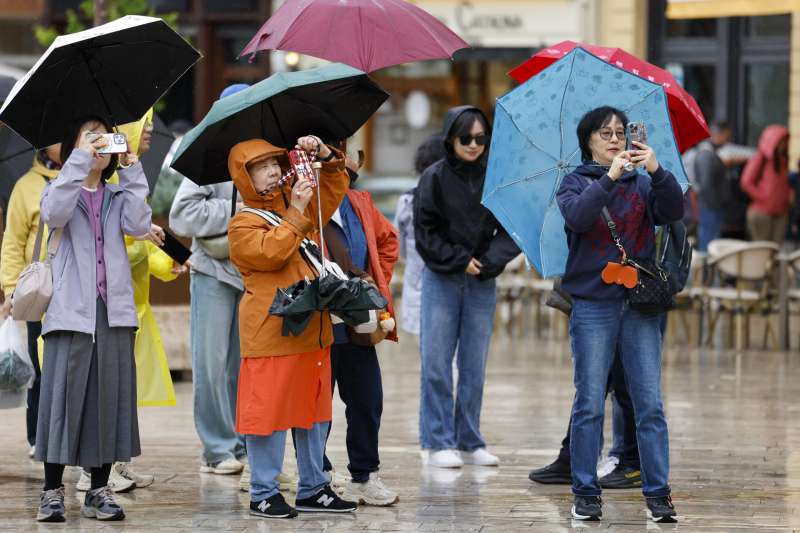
left=319, top=149, right=336, bottom=162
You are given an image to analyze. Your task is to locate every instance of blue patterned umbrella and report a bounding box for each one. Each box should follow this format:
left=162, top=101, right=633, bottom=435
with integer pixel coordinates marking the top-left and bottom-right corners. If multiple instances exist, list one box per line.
left=482, top=47, right=689, bottom=278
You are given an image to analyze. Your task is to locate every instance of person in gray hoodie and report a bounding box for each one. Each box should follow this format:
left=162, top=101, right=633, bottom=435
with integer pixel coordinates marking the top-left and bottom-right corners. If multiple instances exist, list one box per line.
left=168, top=84, right=248, bottom=477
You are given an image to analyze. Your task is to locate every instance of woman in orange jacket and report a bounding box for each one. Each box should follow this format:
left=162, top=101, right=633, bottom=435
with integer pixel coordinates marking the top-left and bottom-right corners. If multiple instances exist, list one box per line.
left=227, top=135, right=357, bottom=519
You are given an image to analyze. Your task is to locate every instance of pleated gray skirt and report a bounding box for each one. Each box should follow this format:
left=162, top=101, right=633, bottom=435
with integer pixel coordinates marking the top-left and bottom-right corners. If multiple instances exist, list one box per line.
left=34, top=298, right=140, bottom=468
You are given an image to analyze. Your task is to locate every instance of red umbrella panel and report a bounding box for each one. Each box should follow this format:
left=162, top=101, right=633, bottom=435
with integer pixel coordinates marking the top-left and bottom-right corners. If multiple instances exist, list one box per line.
left=509, top=40, right=709, bottom=153
left=238, top=0, right=469, bottom=73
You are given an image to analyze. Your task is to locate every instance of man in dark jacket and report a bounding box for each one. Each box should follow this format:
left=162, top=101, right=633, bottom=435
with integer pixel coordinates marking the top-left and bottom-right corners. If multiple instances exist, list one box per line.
left=691, top=121, right=733, bottom=251
left=414, top=105, right=520, bottom=469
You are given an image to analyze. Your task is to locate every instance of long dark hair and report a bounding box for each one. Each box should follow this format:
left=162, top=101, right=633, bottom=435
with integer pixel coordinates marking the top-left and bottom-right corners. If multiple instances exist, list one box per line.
left=60, top=115, right=119, bottom=182
left=577, top=106, right=629, bottom=162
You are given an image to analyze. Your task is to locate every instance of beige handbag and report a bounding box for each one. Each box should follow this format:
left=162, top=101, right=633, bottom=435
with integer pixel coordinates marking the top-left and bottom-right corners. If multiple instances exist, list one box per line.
left=12, top=221, right=63, bottom=322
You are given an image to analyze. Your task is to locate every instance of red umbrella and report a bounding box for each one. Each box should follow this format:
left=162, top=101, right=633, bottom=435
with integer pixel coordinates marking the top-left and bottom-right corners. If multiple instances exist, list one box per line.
left=509, top=40, right=709, bottom=153
left=238, top=0, right=469, bottom=73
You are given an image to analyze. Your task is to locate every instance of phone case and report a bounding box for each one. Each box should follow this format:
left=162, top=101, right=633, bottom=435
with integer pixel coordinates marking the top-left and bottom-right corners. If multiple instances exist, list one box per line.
left=161, top=231, right=192, bottom=265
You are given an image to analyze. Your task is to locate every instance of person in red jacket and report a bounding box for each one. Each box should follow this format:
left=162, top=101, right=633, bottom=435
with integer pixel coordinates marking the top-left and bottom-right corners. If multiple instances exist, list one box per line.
left=740, top=125, right=792, bottom=243
left=320, top=144, right=400, bottom=506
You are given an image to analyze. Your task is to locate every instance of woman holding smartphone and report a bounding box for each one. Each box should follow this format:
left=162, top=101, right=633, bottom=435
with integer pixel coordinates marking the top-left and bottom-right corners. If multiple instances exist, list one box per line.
left=31, top=115, right=151, bottom=522
left=556, top=106, right=683, bottom=523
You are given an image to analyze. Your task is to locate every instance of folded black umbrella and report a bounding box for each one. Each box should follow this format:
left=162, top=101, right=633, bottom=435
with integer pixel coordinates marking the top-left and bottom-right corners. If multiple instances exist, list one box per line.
left=269, top=276, right=387, bottom=337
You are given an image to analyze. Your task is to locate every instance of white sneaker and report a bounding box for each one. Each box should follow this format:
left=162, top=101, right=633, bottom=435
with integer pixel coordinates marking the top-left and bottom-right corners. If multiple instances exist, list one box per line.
left=239, top=463, right=250, bottom=492
left=460, top=448, right=500, bottom=466
left=277, top=471, right=298, bottom=493
left=115, top=462, right=154, bottom=488
left=199, top=457, right=244, bottom=475
left=426, top=449, right=464, bottom=469
left=76, top=468, right=136, bottom=493
left=342, top=472, right=398, bottom=506
left=597, top=455, right=619, bottom=478
left=328, top=467, right=349, bottom=494
left=28, top=445, right=36, bottom=458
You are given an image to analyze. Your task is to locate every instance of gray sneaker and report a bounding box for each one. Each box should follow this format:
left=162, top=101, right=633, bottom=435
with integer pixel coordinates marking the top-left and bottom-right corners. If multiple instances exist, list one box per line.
left=81, top=486, right=125, bottom=521
left=37, top=486, right=66, bottom=522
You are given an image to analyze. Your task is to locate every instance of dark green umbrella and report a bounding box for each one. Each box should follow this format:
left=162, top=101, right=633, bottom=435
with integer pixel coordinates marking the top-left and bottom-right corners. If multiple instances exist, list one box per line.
left=170, top=63, right=389, bottom=185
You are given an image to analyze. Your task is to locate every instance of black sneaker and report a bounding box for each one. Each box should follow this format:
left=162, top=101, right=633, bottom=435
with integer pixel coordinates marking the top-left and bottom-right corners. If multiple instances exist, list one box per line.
left=599, top=464, right=642, bottom=489
left=571, top=495, right=602, bottom=521
left=529, top=459, right=571, bottom=485
left=646, top=496, right=677, bottom=523
left=295, top=485, right=357, bottom=513
left=250, top=493, right=298, bottom=519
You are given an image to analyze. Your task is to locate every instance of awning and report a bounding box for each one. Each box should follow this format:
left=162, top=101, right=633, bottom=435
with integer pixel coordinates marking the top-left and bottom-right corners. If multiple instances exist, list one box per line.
left=667, top=0, right=800, bottom=19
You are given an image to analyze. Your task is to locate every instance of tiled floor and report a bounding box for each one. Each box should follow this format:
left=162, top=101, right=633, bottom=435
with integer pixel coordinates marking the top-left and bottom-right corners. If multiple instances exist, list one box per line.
left=1, top=335, right=799, bottom=531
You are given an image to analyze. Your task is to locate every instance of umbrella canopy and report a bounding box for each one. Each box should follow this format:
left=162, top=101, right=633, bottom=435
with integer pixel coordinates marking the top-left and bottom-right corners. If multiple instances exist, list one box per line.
left=508, top=40, right=708, bottom=153
left=483, top=47, right=690, bottom=278
left=238, top=0, right=469, bottom=72
left=171, top=63, right=388, bottom=185
left=0, top=15, right=200, bottom=148
left=270, top=276, right=387, bottom=337
left=0, top=76, right=16, bottom=103
left=0, top=126, right=34, bottom=213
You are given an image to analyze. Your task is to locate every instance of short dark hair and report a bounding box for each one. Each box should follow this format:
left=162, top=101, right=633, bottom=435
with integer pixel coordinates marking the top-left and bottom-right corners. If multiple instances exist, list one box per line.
left=414, top=133, right=445, bottom=175
left=577, top=106, right=629, bottom=162
left=60, top=115, right=119, bottom=182
left=446, top=110, right=490, bottom=147
left=710, top=120, right=730, bottom=134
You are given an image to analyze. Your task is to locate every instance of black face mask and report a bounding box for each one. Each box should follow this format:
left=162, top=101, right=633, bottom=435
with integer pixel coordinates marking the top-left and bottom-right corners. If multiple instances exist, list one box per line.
left=347, top=168, right=359, bottom=185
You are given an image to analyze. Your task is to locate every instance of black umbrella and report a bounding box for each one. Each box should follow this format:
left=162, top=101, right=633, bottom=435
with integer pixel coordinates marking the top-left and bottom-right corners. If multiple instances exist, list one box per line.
left=0, top=76, right=15, bottom=103
left=170, top=63, right=388, bottom=185
left=0, top=15, right=200, bottom=148
left=0, top=126, right=34, bottom=214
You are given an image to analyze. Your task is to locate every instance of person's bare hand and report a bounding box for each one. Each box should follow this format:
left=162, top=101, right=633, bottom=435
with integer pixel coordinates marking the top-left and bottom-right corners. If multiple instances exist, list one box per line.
left=170, top=261, right=188, bottom=275
left=290, top=178, right=314, bottom=212
left=78, top=132, right=107, bottom=157
left=608, top=151, right=632, bottom=181
left=296, top=135, right=332, bottom=160
left=1, top=299, right=11, bottom=319
left=138, top=223, right=165, bottom=246
left=631, top=141, right=659, bottom=173
left=466, top=257, right=483, bottom=276
left=119, top=151, right=139, bottom=168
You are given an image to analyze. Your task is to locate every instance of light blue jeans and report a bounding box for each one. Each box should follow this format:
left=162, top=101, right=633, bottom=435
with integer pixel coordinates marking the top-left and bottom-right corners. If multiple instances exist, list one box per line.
left=569, top=298, right=671, bottom=498
left=190, top=272, right=245, bottom=464
left=419, top=267, right=496, bottom=451
left=247, top=422, right=330, bottom=501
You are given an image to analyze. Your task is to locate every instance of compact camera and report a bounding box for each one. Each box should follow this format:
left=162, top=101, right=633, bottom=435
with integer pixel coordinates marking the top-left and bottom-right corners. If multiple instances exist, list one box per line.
left=89, top=132, right=128, bottom=154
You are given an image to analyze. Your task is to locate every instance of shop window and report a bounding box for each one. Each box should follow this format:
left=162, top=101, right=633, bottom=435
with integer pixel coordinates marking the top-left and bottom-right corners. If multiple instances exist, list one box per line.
left=666, top=63, right=715, bottom=123
left=744, top=15, right=790, bottom=38
left=205, top=0, right=258, bottom=12
left=665, top=18, right=716, bottom=38
left=744, top=63, right=789, bottom=146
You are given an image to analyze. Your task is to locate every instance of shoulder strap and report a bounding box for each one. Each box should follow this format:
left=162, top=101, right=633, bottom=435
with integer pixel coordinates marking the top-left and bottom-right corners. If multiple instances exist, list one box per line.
left=31, top=221, right=63, bottom=265
left=583, top=177, right=628, bottom=261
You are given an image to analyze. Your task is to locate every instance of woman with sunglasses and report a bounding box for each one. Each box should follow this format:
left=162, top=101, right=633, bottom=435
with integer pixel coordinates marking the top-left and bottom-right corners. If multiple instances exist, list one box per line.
left=414, top=106, right=520, bottom=469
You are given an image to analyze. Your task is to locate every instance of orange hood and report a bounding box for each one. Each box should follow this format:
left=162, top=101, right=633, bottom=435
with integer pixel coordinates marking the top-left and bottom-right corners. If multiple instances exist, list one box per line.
left=228, top=139, right=291, bottom=210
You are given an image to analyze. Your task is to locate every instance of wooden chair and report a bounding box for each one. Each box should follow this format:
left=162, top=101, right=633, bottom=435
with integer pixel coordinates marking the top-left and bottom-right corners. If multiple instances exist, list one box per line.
left=784, top=249, right=800, bottom=349
left=667, top=250, right=707, bottom=346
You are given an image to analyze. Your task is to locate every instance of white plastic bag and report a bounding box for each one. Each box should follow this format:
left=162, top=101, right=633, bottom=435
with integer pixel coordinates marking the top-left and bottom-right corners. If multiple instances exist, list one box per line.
left=0, top=317, right=33, bottom=391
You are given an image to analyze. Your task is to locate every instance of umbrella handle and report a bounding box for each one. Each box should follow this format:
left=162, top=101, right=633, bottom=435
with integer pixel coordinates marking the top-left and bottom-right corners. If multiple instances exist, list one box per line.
left=312, top=162, right=325, bottom=277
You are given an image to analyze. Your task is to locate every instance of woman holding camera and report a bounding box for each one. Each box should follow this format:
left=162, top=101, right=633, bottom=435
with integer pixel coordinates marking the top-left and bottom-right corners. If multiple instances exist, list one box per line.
left=556, top=106, right=683, bottom=523
left=32, top=116, right=151, bottom=522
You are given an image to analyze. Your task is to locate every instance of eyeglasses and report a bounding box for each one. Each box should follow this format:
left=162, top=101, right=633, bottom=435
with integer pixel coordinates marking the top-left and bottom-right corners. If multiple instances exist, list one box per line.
left=597, top=129, right=626, bottom=141
left=458, top=134, right=490, bottom=147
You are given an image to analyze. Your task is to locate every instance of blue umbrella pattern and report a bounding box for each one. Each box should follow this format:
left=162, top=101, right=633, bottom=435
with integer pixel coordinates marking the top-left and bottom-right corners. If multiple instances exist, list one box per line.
left=482, top=47, right=689, bottom=278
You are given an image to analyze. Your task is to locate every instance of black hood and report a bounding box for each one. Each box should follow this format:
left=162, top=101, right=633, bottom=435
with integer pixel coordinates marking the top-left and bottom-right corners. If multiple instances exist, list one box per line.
left=571, top=160, right=638, bottom=182
left=441, top=105, right=491, bottom=176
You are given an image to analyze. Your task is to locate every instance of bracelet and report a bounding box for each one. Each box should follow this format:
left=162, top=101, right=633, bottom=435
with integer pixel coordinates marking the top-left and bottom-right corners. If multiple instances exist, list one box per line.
left=319, top=149, right=335, bottom=162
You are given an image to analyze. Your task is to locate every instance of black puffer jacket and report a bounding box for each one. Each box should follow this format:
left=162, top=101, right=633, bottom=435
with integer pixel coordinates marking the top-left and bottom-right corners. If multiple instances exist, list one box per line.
left=413, top=106, right=520, bottom=280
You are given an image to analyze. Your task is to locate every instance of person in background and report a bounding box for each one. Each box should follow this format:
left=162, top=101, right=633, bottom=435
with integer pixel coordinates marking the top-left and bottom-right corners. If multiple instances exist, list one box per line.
left=740, top=125, right=792, bottom=244
left=321, top=144, right=400, bottom=506
left=394, top=134, right=445, bottom=337
left=0, top=143, right=62, bottom=459
left=688, top=120, right=733, bottom=251
left=414, top=106, right=520, bottom=469
left=169, top=85, right=249, bottom=479
left=32, top=115, right=151, bottom=522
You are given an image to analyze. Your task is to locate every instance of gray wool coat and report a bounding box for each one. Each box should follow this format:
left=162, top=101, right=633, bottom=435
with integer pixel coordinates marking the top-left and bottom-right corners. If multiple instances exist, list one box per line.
left=40, top=149, right=152, bottom=336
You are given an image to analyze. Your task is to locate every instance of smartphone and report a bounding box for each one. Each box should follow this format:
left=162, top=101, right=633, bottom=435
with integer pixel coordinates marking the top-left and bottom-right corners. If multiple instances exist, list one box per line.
left=90, top=132, right=128, bottom=154
left=625, top=122, right=647, bottom=152
left=161, top=230, right=192, bottom=265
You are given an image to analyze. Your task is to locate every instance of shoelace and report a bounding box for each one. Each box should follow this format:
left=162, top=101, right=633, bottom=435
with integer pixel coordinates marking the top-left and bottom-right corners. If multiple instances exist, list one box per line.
left=92, top=486, right=118, bottom=506
left=42, top=487, right=65, bottom=505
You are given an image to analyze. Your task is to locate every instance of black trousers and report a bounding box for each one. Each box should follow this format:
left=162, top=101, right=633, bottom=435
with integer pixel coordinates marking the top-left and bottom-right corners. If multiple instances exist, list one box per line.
left=557, top=350, right=640, bottom=468
left=26, top=321, right=42, bottom=447
left=321, top=342, right=383, bottom=483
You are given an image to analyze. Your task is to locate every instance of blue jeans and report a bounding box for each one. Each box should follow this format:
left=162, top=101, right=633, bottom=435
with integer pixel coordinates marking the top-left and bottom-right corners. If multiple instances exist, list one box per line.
left=190, top=272, right=245, bottom=464
left=569, top=298, right=671, bottom=498
left=419, top=267, right=496, bottom=451
left=698, top=203, right=724, bottom=252
left=247, top=422, right=330, bottom=501
left=608, top=395, right=625, bottom=459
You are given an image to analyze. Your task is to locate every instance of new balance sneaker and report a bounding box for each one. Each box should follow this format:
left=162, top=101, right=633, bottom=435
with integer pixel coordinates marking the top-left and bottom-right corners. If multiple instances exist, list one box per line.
left=76, top=468, right=136, bottom=493
left=646, top=496, right=677, bottom=523
left=571, top=495, right=602, bottom=521
left=81, top=486, right=125, bottom=521
left=294, top=485, right=357, bottom=513
left=199, top=457, right=244, bottom=475
left=249, top=493, right=298, bottom=519
left=114, top=462, right=154, bottom=488
left=36, top=486, right=65, bottom=522
left=599, top=464, right=642, bottom=489
left=460, top=448, right=500, bottom=466
left=596, top=455, right=619, bottom=478
left=240, top=463, right=251, bottom=492
left=529, top=459, right=571, bottom=485
left=342, top=472, right=399, bottom=506
left=425, top=449, right=464, bottom=469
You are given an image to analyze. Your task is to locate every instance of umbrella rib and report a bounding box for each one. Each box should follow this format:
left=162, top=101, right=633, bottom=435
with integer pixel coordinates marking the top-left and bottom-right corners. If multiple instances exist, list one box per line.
left=499, top=101, right=559, bottom=165
left=493, top=167, right=557, bottom=191
left=557, top=53, right=578, bottom=161
left=621, top=86, right=663, bottom=115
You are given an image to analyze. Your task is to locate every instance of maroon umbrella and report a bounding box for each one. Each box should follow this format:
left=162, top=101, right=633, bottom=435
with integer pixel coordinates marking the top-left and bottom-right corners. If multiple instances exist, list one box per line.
left=239, top=0, right=469, bottom=72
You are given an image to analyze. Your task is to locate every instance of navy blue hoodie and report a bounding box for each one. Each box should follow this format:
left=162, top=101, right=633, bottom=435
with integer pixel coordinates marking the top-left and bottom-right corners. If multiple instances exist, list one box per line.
left=556, top=163, right=684, bottom=300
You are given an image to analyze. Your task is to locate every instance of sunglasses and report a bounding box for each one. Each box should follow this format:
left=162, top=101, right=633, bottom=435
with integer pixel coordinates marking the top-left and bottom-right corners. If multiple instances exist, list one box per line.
left=458, top=134, right=490, bottom=147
